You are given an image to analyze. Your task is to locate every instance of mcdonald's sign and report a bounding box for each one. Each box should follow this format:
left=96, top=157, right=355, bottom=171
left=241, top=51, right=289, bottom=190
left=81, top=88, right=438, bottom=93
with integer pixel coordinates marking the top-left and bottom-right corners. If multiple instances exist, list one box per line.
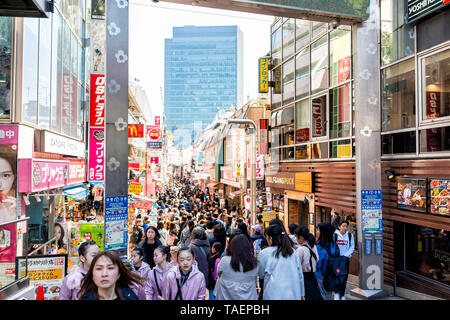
left=128, top=124, right=144, bottom=138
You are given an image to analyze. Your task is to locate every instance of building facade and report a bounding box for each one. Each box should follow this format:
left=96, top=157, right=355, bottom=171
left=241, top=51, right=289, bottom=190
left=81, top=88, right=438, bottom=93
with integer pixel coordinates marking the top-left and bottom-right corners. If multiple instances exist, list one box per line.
left=164, top=25, right=243, bottom=149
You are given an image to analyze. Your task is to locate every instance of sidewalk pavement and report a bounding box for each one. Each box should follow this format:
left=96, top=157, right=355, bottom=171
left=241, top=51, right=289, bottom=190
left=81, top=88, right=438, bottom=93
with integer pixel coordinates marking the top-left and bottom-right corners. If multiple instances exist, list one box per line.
left=344, top=281, right=406, bottom=300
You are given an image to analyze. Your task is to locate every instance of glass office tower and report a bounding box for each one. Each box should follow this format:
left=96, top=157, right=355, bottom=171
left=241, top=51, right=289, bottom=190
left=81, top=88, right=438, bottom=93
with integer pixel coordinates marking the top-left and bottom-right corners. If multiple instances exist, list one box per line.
left=164, top=25, right=243, bottom=150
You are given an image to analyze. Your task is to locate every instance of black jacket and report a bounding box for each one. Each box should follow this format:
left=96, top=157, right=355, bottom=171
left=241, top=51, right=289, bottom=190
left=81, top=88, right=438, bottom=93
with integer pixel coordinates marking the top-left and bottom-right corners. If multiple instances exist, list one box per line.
left=82, top=286, right=139, bottom=300
left=138, top=238, right=162, bottom=269
left=189, top=238, right=211, bottom=285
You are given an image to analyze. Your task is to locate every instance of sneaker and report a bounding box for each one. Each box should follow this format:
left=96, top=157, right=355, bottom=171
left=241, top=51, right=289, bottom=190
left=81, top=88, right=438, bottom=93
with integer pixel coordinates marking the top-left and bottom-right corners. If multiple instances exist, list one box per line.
left=333, top=293, right=340, bottom=300
left=341, top=296, right=346, bottom=300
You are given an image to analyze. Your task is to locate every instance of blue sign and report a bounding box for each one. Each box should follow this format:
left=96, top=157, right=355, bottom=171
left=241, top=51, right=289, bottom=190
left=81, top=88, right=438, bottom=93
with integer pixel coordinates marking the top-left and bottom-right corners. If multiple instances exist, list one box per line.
left=105, top=196, right=128, bottom=251
left=147, top=141, right=162, bottom=149
left=375, top=239, right=382, bottom=255
left=361, top=190, right=383, bottom=234
left=365, top=239, right=372, bottom=255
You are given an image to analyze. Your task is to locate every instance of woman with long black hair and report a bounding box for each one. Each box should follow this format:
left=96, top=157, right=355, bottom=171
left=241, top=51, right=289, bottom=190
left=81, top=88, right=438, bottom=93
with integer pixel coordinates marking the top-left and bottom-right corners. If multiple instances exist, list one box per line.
left=138, top=226, right=162, bottom=269
left=257, top=222, right=304, bottom=300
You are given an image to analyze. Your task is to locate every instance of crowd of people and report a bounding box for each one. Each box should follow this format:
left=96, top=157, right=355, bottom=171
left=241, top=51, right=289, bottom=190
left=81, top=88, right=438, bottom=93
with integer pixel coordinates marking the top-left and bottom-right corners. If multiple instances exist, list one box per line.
left=58, top=177, right=354, bottom=300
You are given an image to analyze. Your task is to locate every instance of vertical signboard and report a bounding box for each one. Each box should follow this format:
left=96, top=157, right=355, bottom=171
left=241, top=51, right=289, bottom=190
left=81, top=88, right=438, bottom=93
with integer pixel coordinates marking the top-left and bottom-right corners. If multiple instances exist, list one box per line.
left=259, top=119, right=268, bottom=154
left=90, top=74, right=105, bottom=127
left=361, top=190, right=383, bottom=234
left=88, top=128, right=105, bottom=182
left=232, top=128, right=245, bottom=178
left=259, top=57, right=269, bottom=93
left=155, top=116, right=160, bottom=126
left=104, top=196, right=128, bottom=251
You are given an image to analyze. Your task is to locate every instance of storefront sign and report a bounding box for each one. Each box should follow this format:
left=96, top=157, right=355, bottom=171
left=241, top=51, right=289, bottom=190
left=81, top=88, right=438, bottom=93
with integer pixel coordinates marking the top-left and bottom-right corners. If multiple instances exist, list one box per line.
left=80, top=223, right=104, bottom=251
left=89, top=74, right=105, bottom=127
left=296, top=128, right=309, bottom=143
left=397, top=177, right=427, bottom=213
left=155, top=116, right=160, bottom=126
left=18, top=159, right=70, bottom=193
left=147, top=125, right=161, bottom=141
left=259, top=57, right=269, bottom=93
left=0, top=125, right=18, bottom=145
left=259, top=119, right=268, bottom=154
left=69, top=159, right=86, bottom=185
left=16, top=254, right=67, bottom=300
left=256, top=151, right=264, bottom=180
left=133, top=201, right=153, bottom=210
left=88, top=128, right=105, bottom=182
left=232, top=128, right=245, bottom=178
left=361, top=190, right=383, bottom=234
left=429, top=178, right=450, bottom=216
left=150, top=157, right=159, bottom=164
left=128, top=183, right=143, bottom=195
left=41, top=131, right=85, bottom=157
left=128, top=124, right=144, bottom=138
left=407, top=0, right=449, bottom=23
left=265, top=172, right=295, bottom=190
left=274, top=67, right=282, bottom=94
left=262, top=205, right=276, bottom=222
left=105, top=196, right=128, bottom=251
left=312, top=97, right=324, bottom=137
left=295, top=172, right=313, bottom=193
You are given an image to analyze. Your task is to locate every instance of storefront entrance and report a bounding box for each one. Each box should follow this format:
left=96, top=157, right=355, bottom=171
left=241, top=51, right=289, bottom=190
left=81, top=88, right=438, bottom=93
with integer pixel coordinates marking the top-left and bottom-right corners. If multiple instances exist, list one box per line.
left=288, top=199, right=309, bottom=227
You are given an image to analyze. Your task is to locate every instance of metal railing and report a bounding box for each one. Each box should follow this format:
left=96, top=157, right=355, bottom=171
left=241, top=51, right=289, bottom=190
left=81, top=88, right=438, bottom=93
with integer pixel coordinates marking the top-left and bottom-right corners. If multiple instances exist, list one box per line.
left=28, top=236, right=58, bottom=256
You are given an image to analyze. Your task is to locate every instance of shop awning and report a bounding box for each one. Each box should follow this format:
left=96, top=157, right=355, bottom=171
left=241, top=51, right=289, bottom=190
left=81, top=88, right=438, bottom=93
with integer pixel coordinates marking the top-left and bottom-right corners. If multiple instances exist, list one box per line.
left=62, top=185, right=89, bottom=200
left=229, top=188, right=246, bottom=199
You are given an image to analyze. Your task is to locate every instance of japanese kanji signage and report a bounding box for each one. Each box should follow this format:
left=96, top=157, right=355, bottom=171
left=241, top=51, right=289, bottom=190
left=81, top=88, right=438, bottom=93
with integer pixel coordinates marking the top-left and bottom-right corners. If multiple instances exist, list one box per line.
left=147, top=125, right=162, bottom=150
left=18, top=159, right=70, bottom=193
left=128, top=183, right=143, bottom=195
left=259, top=57, right=269, bottom=93
left=16, top=254, right=67, bottom=300
left=88, top=128, right=105, bottom=182
left=68, top=159, right=86, bottom=185
left=232, top=128, right=245, bottom=178
left=256, top=150, right=264, bottom=180
left=90, top=74, right=105, bottom=127
left=259, top=119, right=268, bottom=154
left=361, top=190, right=383, bottom=234
left=155, top=116, right=160, bottom=126
left=105, top=196, right=128, bottom=251
left=133, top=200, right=153, bottom=210
left=0, top=125, right=18, bottom=145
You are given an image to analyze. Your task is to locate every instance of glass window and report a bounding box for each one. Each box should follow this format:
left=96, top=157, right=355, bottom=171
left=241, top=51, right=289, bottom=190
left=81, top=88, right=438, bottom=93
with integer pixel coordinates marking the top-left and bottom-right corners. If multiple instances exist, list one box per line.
left=38, top=17, right=52, bottom=129
left=272, top=18, right=282, bottom=32
left=296, top=144, right=310, bottom=159
left=282, top=58, right=295, bottom=105
left=282, top=19, right=295, bottom=59
left=312, top=21, right=327, bottom=38
left=0, top=17, right=12, bottom=120
left=271, top=27, right=282, bottom=66
left=295, top=19, right=310, bottom=51
left=311, top=34, right=328, bottom=94
left=311, top=142, right=328, bottom=159
left=51, top=11, right=62, bottom=132
left=419, top=126, right=450, bottom=153
left=404, top=224, right=449, bottom=287
left=330, top=139, right=352, bottom=158
left=382, top=131, right=416, bottom=155
left=281, top=126, right=294, bottom=146
left=380, top=0, right=415, bottom=65
left=271, top=128, right=280, bottom=148
left=381, top=58, right=415, bottom=131
left=280, top=106, right=294, bottom=126
left=330, top=29, right=351, bottom=86
left=71, top=34, right=78, bottom=79
left=282, top=146, right=295, bottom=160
left=270, top=147, right=280, bottom=164
left=329, top=83, right=351, bottom=139
left=22, top=18, right=39, bottom=124
left=295, top=46, right=309, bottom=100
left=295, top=99, right=310, bottom=143
left=422, top=49, right=450, bottom=121
left=311, top=95, right=327, bottom=138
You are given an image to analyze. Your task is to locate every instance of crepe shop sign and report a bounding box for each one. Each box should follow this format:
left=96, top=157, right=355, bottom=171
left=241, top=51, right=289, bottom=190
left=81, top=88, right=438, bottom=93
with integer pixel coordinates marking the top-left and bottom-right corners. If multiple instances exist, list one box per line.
left=18, top=159, right=70, bottom=192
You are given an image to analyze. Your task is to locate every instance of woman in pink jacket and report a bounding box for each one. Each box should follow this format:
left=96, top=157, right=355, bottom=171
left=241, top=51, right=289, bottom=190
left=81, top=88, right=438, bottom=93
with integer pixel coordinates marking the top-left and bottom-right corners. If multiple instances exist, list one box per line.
left=131, top=247, right=152, bottom=280
left=162, top=248, right=206, bottom=300
left=145, top=246, right=173, bottom=300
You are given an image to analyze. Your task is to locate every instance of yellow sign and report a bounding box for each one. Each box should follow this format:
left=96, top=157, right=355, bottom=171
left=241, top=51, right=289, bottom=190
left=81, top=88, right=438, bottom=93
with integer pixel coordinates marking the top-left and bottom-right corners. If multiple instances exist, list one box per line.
left=337, top=144, right=351, bottom=158
left=259, top=57, right=269, bottom=93
left=128, top=183, right=143, bottom=195
left=295, top=172, right=313, bottom=193
left=262, top=212, right=277, bottom=222
left=20, top=268, right=63, bottom=281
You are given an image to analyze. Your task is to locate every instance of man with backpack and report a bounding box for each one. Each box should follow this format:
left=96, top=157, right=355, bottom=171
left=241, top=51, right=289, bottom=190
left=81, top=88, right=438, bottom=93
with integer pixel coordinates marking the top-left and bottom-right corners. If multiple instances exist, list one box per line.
left=332, top=220, right=355, bottom=300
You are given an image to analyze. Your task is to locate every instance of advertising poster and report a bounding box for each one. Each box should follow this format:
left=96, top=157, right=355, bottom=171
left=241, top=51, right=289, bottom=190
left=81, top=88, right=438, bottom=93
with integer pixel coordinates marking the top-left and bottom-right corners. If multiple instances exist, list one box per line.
left=16, top=254, right=67, bottom=300
left=429, top=178, right=450, bottom=216
left=104, top=196, right=128, bottom=251
left=91, top=0, right=106, bottom=20
left=80, top=223, right=105, bottom=251
left=88, top=127, right=105, bottom=182
left=397, top=177, right=427, bottom=213
left=361, top=190, right=383, bottom=234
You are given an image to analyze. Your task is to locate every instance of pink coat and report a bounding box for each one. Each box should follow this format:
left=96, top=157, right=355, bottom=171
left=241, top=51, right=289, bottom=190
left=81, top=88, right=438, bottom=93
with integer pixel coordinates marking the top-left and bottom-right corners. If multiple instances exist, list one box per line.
left=163, top=263, right=206, bottom=300
left=59, top=264, right=88, bottom=300
left=144, top=262, right=173, bottom=300
left=134, top=261, right=152, bottom=280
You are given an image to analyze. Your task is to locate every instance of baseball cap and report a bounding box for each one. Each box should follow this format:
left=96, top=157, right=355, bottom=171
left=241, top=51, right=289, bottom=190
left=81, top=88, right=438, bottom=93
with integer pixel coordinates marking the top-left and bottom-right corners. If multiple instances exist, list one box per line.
left=251, top=225, right=262, bottom=233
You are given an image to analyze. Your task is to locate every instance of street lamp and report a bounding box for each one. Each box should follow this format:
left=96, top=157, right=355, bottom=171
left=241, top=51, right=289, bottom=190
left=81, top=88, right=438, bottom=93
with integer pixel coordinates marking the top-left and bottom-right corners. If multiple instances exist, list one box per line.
left=226, top=119, right=257, bottom=226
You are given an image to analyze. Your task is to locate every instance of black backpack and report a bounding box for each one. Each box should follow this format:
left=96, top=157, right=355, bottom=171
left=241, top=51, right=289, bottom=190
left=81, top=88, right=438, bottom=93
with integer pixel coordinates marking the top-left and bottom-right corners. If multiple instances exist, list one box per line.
left=322, top=234, right=350, bottom=292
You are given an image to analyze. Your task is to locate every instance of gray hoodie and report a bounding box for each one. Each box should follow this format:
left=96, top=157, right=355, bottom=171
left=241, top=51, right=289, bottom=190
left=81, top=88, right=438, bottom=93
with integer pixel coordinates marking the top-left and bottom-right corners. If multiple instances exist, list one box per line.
left=189, top=238, right=211, bottom=284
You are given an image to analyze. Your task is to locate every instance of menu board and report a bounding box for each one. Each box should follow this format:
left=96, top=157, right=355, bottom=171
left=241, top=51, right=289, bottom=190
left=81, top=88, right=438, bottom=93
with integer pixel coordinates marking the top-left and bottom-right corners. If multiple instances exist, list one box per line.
left=429, top=178, right=450, bottom=216
left=397, top=177, right=427, bottom=213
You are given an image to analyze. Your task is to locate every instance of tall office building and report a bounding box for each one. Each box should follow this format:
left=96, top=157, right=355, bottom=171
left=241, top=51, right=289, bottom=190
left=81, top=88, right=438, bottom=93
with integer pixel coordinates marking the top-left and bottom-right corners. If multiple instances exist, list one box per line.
left=164, top=25, right=243, bottom=149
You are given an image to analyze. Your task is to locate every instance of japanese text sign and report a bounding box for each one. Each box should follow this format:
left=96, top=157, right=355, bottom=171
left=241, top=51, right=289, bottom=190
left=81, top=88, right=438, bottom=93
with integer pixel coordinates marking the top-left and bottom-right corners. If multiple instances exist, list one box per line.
left=88, top=128, right=105, bottom=182
left=259, top=57, right=269, bottom=93
left=18, top=159, right=70, bottom=193
left=90, top=74, right=105, bottom=127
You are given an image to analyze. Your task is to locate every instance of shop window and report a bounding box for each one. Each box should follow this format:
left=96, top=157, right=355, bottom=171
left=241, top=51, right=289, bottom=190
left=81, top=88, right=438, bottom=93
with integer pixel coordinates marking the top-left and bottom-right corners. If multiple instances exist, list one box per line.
left=329, top=83, right=351, bottom=139
left=22, top=18, right=39, bottom=125
left=295, top=19, right=310, bottom=51
left=0, top=17, right=12, bottom=120
left=270, top=147, right=280, bottom=164
left=282, top=58, right=295, bottom=105
left=295, top=46, right=310, bottom=100
left=271, top=127, right=280, bottom=148
left=381, top=58, right=415, bottom=131
left=330, top=28, right=351, bottom=87
left=296, top=144, right=310, bottom=160
left=419, top=126, right=450, bottom=153
left=382, top=131, right=416, bottom=155
left=404, top=224, right=449, bottom=287
left=51, top=11, right=63, bottom=132
left=282, top=19, right=295, bottom=59
left=281, top=125, right=295, bottom=146
left=380, top=0, right=415, bottom=65
left=311, top=34, right=329, bottom=94
left=311, top=142, right=328, bottom=159
left=312, top=21, right=327, bottom=38
left=330, top=139, right=352, bottom=158
left=38, top=17, right=52, bottom=129
left=272, top=18, right=282, bottom=33
left=295, top=99, right=310, bottom=143
left=271, top=27, right=282, bottom=67
left=280, top=106, right=294, bottom=126
left=421, top=49, right=450, bottom=121
left=282, top=146, right=295, bottom=160
left=311, top=95, right=327, bottom=139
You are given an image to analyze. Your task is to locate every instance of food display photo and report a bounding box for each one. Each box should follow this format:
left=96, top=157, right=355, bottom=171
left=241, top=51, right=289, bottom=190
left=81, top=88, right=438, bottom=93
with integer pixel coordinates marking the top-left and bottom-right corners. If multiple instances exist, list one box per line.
left=429, top=179, right=450, bottom=216
left=397, top=177, right=427, bottom=213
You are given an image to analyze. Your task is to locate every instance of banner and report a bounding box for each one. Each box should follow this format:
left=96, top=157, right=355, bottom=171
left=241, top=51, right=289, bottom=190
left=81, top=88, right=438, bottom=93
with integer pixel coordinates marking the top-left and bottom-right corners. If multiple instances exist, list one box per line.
left=259, top=57, right=269, bottom=93
left=232, top=128, right=245, bottom=178
left=259, top=119, right=268, bottom=154
left=89, top=74, right=105, bottom=127
left=80, top=223, right=105, bottom=251
left=16, top=254, right=67, bottom=300
left=104, top=196, right=128, bottom=251
left=133, top=201, right=153, bottom=210
left=256, top=151, right=264, bottom=180
left=69, top=159, right=86, bottom=185
left=88, top=128, right=105, bottom=182
left=128, top=183, right=143, bottom=195
left=155, top=116, right=160, bottom=126
left=17, top=159, right=70, bottom=193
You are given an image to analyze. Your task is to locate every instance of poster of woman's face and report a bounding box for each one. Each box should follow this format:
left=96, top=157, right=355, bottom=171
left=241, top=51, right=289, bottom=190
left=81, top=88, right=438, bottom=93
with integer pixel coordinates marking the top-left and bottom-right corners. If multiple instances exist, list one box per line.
left=0, top=143, right=17, bottom=223
left=0, top=228, right=10, bottom=248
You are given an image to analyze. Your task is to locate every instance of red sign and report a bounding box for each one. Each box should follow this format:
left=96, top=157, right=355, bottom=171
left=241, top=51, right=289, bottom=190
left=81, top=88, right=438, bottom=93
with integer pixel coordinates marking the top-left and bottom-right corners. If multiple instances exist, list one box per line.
left=18, top=159, right=70, bottom=193
left=150, top=157, right=159, bottom=164
left=259, top=119, right=269, bottom=154
left=426, top=91, right=440, bottom=119
left=69, top=159, right=86, bottom=184
left=147, top=125, right=161, bottom=141
left=296, top=128, right=310, bottom=143
left=128, top=124, right=144, bottom=138
left=89, top=74, right=105, bottom=127
left=155, top=116, right=160, bottom=126
left=133, top=201, right=153, bottom=210
left=338, top=56, right=351, bottom=83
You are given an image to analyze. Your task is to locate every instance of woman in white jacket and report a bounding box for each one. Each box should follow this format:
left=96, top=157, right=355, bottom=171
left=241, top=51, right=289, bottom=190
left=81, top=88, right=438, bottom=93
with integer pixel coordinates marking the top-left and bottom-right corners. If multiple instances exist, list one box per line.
left=333, top=220, right=355, bottom=300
